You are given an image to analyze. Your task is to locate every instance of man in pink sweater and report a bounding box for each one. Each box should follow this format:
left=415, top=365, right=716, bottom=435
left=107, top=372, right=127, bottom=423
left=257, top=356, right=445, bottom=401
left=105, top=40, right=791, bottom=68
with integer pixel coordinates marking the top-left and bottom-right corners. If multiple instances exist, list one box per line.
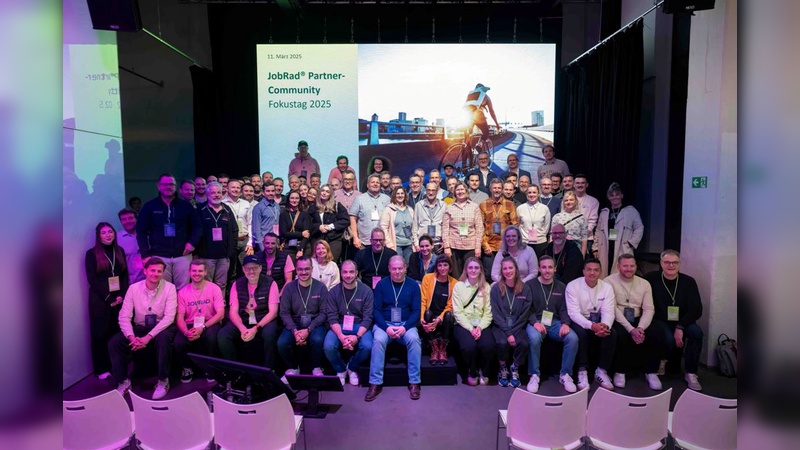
left=288, top=140, right=320, bottom=179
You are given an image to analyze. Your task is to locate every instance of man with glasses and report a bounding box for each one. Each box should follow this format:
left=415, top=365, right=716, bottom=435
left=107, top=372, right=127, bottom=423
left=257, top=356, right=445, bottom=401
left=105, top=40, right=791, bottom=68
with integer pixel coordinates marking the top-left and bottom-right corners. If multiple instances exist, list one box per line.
left=542, top=224, right=583, bottom=284
left=407, top=174, right=425, bottom=209
left=136, top=173, right=202, bottom=290
left=549, top=173, right=564, bottom=197
left=538, top=177, right=561, bottom=218
left=466, top=151, right=498, bottom=194
left=645, top=250, right=704, bottom=391
left=412, top=182, right=446, bottom=253
left=513, top=175, right=532, bottom=205
left=354, top=228, right=397, bottom=288
left=336, top=169, right=362, bottom=261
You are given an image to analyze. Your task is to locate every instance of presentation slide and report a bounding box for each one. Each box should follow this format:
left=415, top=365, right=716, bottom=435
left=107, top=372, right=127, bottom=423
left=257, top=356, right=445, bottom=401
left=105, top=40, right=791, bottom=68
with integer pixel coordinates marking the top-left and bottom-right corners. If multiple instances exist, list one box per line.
left=257, top=44, right=555, bottom=184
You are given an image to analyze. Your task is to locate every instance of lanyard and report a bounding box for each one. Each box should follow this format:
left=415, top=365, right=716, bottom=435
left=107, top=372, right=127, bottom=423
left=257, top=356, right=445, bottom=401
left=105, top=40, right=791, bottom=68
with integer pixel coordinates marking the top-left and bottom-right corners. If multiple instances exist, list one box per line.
left=166, top=203, right=173, bottom=224
left=586, top=282, right=599, bottom=310
left=372, top=248, right=385, bottom=273
left=391, top=279, right=406, bottom=307
left=526, top=202, right=540, bottom=230
left=207, top=205, right=225, bottom=227
left=610, top=207, right=621, bottom=222
left=539, top=280, right=554, bottom=310
left=425, top=201, right=440, bottom=222
left=620, top=277, right=635, bottom=303
left=342, top=284, right=357, bottom=313
left=104, top=250, right=116, bottom=276
left=491, top=200, right=502, bottom=220
left=297, top=281, right=312, bottom=313
left=144, top=281, right=161, bottom=311
left=504, top=284, right=516, bottom=313
left=661, top=273, right=679, bottom=306
left=541, top=196, right=553, bottom=206
left=554, top=247, right=565, bottom=269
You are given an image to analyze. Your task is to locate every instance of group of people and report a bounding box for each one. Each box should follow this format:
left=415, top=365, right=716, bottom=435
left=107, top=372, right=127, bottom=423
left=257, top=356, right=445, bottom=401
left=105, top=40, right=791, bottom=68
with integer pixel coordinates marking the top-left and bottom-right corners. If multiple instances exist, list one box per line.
left=86, top=140, right=705, bottom=402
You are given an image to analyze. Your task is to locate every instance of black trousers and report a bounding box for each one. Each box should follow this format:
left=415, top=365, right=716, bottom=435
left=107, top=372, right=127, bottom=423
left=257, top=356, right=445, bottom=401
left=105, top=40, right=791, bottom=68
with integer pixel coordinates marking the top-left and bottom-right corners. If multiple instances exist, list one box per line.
left=173, top=323, right=222, bottom=369
left=450, top=248, right=476, bottom=279
left=109, top=324, right=177, bottom=383
left=613, top=320, right=665, bottom=374
left=454, top=326, right=495, bottom=377
left=570, top=322, right=617, bottom=372
left=89, top=304, right=121, bottom=374
left=420, top=310, right=454, bottom=341
left=218, top=320, right=280, bottom=368
left=492, top=327, right=529, bottom=368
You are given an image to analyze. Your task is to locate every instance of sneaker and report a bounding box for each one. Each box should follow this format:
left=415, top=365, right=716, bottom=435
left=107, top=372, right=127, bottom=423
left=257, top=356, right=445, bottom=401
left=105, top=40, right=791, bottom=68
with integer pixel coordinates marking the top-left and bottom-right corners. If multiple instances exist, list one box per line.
left=658, top=359, right=667, bottom=376
left=526, top=374, right=540, bottom=393
left=336, top=372, right=346, bottom=386
left=510, top=365, right=521, bottom=388
left=312, top=367, right=325, bottom=377
left=347, top=368, right=360, bottom=386
left=595, top=368, right=614, bottom=390
left=479, top=373, right=489, bottom=386
left=613, top=372, right=626, bottom=389
left=467, top=375, right=478, bottom=386
left=98, top=372, right=111, bottom=380
left=685, top=373, right=702, bottom=391
left=559, top=373, right=577, bottom=393
left=180, top=368, right=194, bottom=384
left=281, top=368, right=299, bottom=385
left=152, top=379, right=170, bottom=400
left=577, top=370, right=590, bottom=390
left=498, top=365, right=510, bottom=387
left=645, top=373, right=663, bottom=390
left=116, top=379, right=132, bottom=396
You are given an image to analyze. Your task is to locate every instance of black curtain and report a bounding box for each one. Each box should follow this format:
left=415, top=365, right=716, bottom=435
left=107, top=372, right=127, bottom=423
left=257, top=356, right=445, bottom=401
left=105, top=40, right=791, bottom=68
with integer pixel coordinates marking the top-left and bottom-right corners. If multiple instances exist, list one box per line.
left=555, top=19, right=643, bottom=205
left=190, top=65, right=223, bottom=177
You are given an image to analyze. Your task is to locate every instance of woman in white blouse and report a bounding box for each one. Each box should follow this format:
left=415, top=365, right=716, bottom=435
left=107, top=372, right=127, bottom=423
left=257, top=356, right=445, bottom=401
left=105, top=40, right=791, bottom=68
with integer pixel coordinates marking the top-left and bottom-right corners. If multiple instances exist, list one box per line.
left=311, top=240, right=340, bottom=290
left=551, top=190, right=588, bottom=256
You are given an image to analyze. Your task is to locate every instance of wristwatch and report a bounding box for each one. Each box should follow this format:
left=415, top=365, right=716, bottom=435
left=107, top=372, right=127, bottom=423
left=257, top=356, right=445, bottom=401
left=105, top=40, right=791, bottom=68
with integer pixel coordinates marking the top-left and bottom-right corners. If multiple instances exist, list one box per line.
left=675, top=324, right=684, bottom=330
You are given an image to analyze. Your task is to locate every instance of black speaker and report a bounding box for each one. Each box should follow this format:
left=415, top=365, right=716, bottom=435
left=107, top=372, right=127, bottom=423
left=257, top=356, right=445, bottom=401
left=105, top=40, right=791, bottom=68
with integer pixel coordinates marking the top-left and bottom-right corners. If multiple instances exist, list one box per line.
left=663, top=0, right=716, bottom=14
left=86, top=0, right=142, bottom=32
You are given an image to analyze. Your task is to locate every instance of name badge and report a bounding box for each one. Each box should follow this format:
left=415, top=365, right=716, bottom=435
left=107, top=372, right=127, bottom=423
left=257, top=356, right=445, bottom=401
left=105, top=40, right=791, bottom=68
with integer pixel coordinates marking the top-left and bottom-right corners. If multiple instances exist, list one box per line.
left=667, top=306, right=680, bottom=321
left=301, top=170, right=307, bottom=178
left=505, top=315, right=515, bottom=328
left=589, top=312, right=601, bottom=323
left=458, top=223, right=469, bottom=236
left=470, top=318, right=479, bottom=327
left=492, top=221, right=501, bottom=235
left=273, top=224, right=280, bottom=235
left=288, top=238, right=298, bottom=247
left=300, top=314, right=311, bottom=328
left=108, top=276, right=120, bottom=292
left=342, top=314, right=355, bottom=331
left=372, top=276, right=381, bottom=289
left=164, top=223, right=176, bottom=237
left=145, top=314, right=157, bottom=328
left=248, top=310, right=257, bottom=325
left=403, top=225, right=412, bottom=238
left=427, top=225, right=436, bottom=237
left=237, top=219, right=243, bottom=230
left=624, top=307, right=635, bottom=323
left=212, top=227, right=223, bottom=241
left=371, top=210, right=380, bottom=221
left=609, top=228, right=618, bottom=241
left=390, top=307, right=402, bottom=323
left=528, top=228, right=538, bottom=242
left=541, top=310, right=554, bottom=326
left=193, top=315, right=205, bottom=328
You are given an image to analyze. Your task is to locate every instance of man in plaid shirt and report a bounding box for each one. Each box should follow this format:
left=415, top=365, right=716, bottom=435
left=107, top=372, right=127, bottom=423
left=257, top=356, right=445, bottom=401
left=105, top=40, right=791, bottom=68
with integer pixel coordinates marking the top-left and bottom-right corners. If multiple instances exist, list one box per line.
left=479, top=179, right=519, bottom=281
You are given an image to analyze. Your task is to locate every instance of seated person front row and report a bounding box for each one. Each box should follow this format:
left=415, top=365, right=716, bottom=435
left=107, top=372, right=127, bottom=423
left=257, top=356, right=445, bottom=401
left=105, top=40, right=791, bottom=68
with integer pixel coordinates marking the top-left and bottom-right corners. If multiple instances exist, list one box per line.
left=108, top=250, right=704, bottom=399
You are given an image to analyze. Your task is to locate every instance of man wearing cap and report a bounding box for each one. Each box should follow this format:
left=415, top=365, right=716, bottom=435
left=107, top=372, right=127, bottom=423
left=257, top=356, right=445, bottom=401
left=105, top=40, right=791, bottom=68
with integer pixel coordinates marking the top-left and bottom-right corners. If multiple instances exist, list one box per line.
left=463, top=83, right=500, bottom=150
left=288, top=140, right=320, bottom=179
left=441, top=164, right=457, bottom=190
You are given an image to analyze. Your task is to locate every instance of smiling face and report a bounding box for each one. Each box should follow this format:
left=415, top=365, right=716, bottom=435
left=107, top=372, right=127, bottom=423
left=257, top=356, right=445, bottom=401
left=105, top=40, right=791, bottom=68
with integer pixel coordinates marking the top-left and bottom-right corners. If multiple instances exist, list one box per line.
left=617, top=256, right=637, bottom=279
left=608, top=190, right=623, bottom=209
left=337, top=157, right=349, bottom=172
left=425, top=182, right=439, bottom=202
left=526, top=186, right=540, bottom=204
left=179, top=182, right=195, bottom=201
left=296, top=258, right=312, bottom=282
left=341, top=261, right=358, bottom=284
left=263, top=235, right=278, bottom=255
left=315, top=242, right=328, bottom=262
left=465, top=260, right=482, bottom=283
left=380, top=173, right=391, bottom=188
left=227, top=180, right=241, bottom=198
left=119, top=213, right=136, bottom=233
left=504, top=227, right=519, bottom=248
left=550, top=224, right=567, bottom=246
left=194, top=177, right=207, bottom=194
left=573, top=177, right=588, bottom=195
left=99, top=226, right=115, bottom=245
left=371, top=230, right=385, bottom=252
left=454, top=184, right=469, bottom=202
left=207, top=184, right=223, bottom=206
left=372, top=158, right=384, bottom=173
left=409, top=176, right=422, bottom=194
left=539, top=177, right=552, bottom=195
left=429, top=171, right=441, bottom=186
left=507, top=154, right=519, bottom=169
left=394, top=188, right=406, bottom=204
left=158, top=175, right=177, bottom=198
left=539, top=258, right=555, bottom=282
left=289, top=176, right=300, bottom=191
left=288, top=192, right=301, bottom=209
left=660, top=253, right=681, bottom=278
left=501, top=260, right=518, bottom=284
left=319, top=185, right=332, bottom=202
left=189, top=262, right=207, bottom=284
left=583, top=262, right=601, bottom=284
left=145, top=263, right=165, bottom=284
left=419, top=239, right=432, bottom=256
left=562, top=193, right=577, bottom=212
left=298, top=184, right=309, bottom=198
left=242, top=184, right=254, bottom=201
left=389, top=257, right=407, bottom=282
left=436, top=259, right=451, bottom=276
left=543, top=145, right=555, bottom=161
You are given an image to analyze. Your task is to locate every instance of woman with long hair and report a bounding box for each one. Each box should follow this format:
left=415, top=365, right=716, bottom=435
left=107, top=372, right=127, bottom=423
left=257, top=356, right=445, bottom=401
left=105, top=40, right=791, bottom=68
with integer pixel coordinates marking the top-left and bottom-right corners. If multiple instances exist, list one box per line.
left=85, top=222, right=129, bottom=378
left=311, top=240, right=340, bottom=290
left=279, top=190, right=313, bottom=258
left=419, top=255, right=457, bottom=365
left=551, top=190, right=588, bottom=255
left=308, top=184, right=350, bottom=262
left=452, top=257, right=495, bottom=386
left=491, top=225, right=538, bottom=283
left=490, top=257, right=533, bottom=388
left=298, top=184, right=310, bottom=211
left=380, top=186, right=415, bottom=264
left=361, top=155, right=392, bottom=191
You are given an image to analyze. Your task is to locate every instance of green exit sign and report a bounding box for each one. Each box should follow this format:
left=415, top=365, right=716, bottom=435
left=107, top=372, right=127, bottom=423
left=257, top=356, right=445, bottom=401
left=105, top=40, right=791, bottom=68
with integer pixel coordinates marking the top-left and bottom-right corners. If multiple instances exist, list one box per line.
left=691, top=176, right=708, bottom=189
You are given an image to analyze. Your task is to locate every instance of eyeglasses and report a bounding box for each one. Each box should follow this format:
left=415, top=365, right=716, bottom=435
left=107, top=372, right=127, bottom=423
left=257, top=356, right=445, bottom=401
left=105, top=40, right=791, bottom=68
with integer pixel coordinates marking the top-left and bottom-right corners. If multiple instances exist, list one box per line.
left=550, top=232, right=566, bottom=236
left=371, top=239, right=385, bottom=243
left=661, top=260, right=680, bottom=266
left=243, top=266, right=261, bottom=272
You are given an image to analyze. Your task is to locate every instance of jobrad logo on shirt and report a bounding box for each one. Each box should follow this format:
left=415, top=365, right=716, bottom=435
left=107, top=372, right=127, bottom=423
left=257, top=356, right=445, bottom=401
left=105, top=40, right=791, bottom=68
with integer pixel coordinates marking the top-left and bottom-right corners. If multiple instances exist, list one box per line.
left=186, top=299, right=211, bottom=307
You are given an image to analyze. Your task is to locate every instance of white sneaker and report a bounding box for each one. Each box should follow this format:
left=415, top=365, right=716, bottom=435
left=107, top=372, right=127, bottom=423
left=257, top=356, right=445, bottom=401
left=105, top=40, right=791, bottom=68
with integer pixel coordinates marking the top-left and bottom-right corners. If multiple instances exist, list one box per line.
left=685, top=373, right=702, bottom=391
left=645, top=373, right=663, bottom=390
left=98, top=372, right=111, bottom=380
left=658, top=359, right=667, bottom=376
left=577, top=370, right=590, bottom=390
left=336, top=372, right=346, bottom=386
left=347, top=369, right=360, bottom=386
left=312, top=367, right=325, bottom=377
left=479, top=375, right=489, bottom=386
left=526, top=374, right=540, bottom=393
left=595, top=368, right=614, bottom=390
left=613, top=373, right=626, bottom=389
left=152, top=379, right=170, bottom=400
left=559, top=373, right=577, bottom=393
left=116, top=379, right=132, bottom=396
left=281, top=368, right=299, bottom=385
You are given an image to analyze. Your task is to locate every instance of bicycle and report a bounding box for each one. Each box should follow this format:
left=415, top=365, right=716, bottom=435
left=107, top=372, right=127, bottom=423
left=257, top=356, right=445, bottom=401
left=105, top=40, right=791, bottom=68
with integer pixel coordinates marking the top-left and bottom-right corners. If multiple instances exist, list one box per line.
left=440, top=131, right=494, bottom=175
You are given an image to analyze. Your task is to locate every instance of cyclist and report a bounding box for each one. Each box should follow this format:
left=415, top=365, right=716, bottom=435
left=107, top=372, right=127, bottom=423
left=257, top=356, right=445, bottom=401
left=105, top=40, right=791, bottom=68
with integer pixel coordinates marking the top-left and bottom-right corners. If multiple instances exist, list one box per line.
left=464, top=83, right=501, bottom=156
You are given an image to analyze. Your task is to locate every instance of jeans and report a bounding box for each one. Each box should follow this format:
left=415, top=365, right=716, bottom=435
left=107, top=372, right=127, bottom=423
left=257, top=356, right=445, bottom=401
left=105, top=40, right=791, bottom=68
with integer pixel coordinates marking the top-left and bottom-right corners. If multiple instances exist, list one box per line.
left=370, top=326, right=422, bottom=385
left=173, top=323, right=221, bottom=369
left=454, top=325, right=495, bottom=378
left=108, top=324, right=177, bottom=383
left=217, top=320, right=280, bottom=368
left=526, top=321, right=579, bottom=376
left=323, top=325, right=373, bottom=373
left=277, top=327, right=327, bottom=370
left=613, top=320, right=666, bottom=374
left=159, top=255, right=192, bottom=290
left=203, top=257, right=230, bottom=293
left=571, top=322, right=618, bottom=372
left=649, top=320, right=704, bottom=374
left=396, top=245, right=413, bottom=265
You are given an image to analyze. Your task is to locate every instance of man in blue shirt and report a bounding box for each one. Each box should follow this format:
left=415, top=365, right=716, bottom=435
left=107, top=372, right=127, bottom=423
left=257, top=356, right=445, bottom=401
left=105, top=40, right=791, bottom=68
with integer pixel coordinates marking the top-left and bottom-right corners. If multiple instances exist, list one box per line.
left=251, top=181, right=281, bottom=252
left=365, top=256, right=422, bottom=401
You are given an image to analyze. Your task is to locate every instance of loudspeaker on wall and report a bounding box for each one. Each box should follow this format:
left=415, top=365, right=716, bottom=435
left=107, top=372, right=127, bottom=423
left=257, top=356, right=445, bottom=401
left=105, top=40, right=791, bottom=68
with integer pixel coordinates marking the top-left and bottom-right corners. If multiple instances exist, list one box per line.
left=86, top=0, right=142, bottom=32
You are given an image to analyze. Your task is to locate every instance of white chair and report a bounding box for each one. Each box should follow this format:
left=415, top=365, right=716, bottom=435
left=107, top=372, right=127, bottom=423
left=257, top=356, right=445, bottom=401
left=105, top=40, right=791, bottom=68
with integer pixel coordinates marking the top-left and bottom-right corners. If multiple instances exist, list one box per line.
left=670, top=389, right=737, bottom=450
left=130, top=391, right=213, bottom=450
left=586, top=387, right=672, bottom=450
left=213, top=393, right=305, bottom=450
left=64, top=390, right=133, bottom=450
left=498, top=388, right=588, bottom=450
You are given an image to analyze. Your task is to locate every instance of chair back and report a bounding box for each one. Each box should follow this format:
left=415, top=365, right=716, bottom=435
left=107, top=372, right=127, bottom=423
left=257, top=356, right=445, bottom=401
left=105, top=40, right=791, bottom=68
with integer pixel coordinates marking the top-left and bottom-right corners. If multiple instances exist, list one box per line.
left=586, top=388, right=672, bottom=449
left=64, top=390, right=133, bottom=450
left=214, top=393, right=297, bottom=450
left=672, top=389, right=737, bottom=449
left=130, top=391, right=212, bottom=450
left=506, top=388, right=588, bottom=449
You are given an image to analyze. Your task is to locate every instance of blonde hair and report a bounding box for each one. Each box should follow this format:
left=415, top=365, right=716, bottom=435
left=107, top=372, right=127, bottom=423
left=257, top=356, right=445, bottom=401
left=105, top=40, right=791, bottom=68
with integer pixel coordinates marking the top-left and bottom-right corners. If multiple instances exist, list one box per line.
left=459, top=256, right=489, bottom=295
left=314, top=240, right=333, bottom=264
left=561, top=190, right=578, bottom=213
left=316, top=184, right=337, bottom=213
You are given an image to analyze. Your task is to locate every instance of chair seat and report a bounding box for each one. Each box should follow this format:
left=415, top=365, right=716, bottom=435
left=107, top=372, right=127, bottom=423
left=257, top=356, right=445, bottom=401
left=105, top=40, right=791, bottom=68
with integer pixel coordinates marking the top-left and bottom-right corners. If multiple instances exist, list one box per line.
left=499, top=410, right=508, bottom=427
left=294, top=415, right=303, bottom=435
left=511, top=437, right=584, bottom=450
left=588, top=437, right=664, bottom=450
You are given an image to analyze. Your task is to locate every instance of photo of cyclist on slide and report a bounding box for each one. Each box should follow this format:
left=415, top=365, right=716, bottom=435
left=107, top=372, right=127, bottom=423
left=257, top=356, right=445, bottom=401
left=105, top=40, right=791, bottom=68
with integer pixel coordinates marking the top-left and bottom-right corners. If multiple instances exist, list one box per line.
left=463, top=83, right=501, bottom=168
